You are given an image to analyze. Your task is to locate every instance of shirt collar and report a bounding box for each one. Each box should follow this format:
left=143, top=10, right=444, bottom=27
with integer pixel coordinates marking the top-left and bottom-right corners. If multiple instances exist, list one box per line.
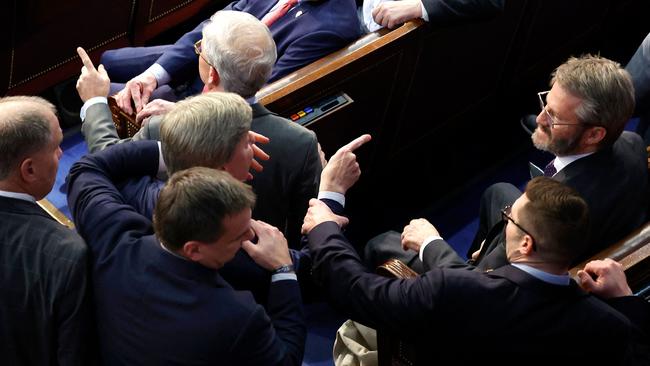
left=512, top=263, right=570, bottom=286
left=553, top=152, right=593, bottom=173
left=159, top=241, right=190, bottom=261
left=0, top=189, right=36, bottom=203
left=245, top=95, right=258, bottom=105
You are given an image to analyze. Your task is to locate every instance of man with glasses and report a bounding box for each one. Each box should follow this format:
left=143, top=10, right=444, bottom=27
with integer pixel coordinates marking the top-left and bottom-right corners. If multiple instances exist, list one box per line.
left=78, top=10, right=322, bottom=250
left=304, top=176, right=648, bottom=362
left=366, top=55, right=648, bottom=273
left=102, top=0, right=361, bottom=116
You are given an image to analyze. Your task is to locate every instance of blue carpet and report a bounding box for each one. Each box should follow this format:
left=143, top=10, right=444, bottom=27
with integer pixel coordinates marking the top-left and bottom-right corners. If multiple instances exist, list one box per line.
left=46, top=131, right=88, bottom=219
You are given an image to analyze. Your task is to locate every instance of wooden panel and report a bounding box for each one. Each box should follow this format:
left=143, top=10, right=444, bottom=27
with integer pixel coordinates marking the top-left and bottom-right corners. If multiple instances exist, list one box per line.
left=2, top=0, right=135, bottom=95
left=132, top=0, right=225, bottom=44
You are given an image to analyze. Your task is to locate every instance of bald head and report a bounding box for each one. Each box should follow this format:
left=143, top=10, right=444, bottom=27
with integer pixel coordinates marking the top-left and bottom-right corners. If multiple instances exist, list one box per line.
left=202, top=10, right=277, bottom=98
left=0, top=96, right=57, bottom=180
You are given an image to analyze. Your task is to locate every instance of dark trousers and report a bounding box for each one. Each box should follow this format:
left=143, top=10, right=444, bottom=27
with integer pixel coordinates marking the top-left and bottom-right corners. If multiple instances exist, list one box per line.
left=101, top=46, right=203, bottom=102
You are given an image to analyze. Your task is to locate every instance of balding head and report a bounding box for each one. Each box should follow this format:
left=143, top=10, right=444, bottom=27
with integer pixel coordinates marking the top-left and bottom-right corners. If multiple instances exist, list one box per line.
left=0, top=96, right=57, bottom=180
left=202, top=10, right=277, bottom=98
left=0, top=96, right=62, bottom=198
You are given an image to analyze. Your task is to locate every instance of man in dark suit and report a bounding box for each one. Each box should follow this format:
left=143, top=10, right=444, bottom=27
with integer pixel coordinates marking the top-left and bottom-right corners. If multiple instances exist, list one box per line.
left=77, top=10, right=322, bottom=248
left=66, top=145, right=305, bottom=365
left=0, top=96, right=92, bottom=365
left=304, top=177, right=648, bottom=362
left=106, top=0, right=361, bottom=114
left=367, top=0, right=503, bottom=31
left=367, top=55, right=648, bottom=273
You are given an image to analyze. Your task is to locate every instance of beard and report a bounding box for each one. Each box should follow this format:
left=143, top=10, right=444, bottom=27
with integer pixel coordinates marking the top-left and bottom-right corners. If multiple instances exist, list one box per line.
left=532, top=125, right=582, bottom=156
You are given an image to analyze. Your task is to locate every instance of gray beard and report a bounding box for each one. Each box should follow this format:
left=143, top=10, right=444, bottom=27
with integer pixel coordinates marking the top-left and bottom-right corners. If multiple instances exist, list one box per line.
left=531, top=127, right=582, bottom=156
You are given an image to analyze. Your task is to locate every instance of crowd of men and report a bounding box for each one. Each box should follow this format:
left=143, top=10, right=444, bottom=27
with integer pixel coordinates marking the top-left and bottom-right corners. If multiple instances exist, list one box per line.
left=1, top=1, right=650, bottom=365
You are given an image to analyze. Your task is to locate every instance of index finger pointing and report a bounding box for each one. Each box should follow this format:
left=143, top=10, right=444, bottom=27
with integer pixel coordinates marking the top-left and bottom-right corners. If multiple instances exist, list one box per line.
left=342, top=134, right=372, bottom=152
left=76, top=47, right=96, bottom=71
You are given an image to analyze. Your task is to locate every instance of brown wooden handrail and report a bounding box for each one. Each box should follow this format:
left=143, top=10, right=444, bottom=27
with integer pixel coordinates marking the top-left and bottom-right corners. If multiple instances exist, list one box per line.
left=257, top=19, right=425, bottom=106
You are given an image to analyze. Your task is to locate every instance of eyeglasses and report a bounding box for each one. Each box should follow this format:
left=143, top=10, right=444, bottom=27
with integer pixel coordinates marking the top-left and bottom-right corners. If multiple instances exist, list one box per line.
left=194, top=39, right=212, bottom=66
left=501, top=205, right=537, bottom=251
left=537, top=91, right=600, bottom=129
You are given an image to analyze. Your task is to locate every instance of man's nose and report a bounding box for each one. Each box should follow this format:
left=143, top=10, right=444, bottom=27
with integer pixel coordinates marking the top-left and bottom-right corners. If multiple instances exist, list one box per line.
left=536, top=110, right=547, bottom=127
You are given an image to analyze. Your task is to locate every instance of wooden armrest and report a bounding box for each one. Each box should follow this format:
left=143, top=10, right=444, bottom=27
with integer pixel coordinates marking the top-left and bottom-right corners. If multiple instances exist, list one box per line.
left=257, top=20, right=425, bottom=107
left=107, top=96, right=140, bottom=138
left=377, top=259, right=418, bottom=279
left=569, top=221, right=650, bottom=291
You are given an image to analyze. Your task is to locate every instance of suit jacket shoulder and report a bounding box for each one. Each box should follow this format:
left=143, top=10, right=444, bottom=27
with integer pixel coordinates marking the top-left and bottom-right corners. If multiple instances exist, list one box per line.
left=555, top=131, right=648, bottom=258
left=250, top=103, right=321, bottom=248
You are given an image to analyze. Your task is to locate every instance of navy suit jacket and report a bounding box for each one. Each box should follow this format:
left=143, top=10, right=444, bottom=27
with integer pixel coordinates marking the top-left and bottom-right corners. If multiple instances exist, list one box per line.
left=158, top=0, right=361, bottom=83
left=308, top=221, right=641, bottom=363
left=66, top=141, right=305, bottom=365
left=421, top=0, right=504, bottom=25
left=0, top=196, right=92, bottom=366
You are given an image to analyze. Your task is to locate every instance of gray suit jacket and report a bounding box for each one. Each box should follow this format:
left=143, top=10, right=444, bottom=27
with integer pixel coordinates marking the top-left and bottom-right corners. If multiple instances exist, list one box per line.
left=81, top=101, right=320, bottom=248
left=82, top=103, right=159, bottom=154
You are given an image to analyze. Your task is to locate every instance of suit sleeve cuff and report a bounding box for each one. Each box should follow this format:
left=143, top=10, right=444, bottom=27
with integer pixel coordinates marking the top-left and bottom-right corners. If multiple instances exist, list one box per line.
left=157, top=141, right=168, bottom=179
left=147, top=63, right=171, bottom=86
left=80, top=97, right=108, bottom=122
left=419, top=234, right=442, bottom=261
left=318, top=191, right=345, bottom=207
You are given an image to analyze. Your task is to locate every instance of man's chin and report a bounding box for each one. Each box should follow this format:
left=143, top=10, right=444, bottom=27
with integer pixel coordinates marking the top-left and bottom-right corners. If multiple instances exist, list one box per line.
left=531, top=130, right=550, bottom=152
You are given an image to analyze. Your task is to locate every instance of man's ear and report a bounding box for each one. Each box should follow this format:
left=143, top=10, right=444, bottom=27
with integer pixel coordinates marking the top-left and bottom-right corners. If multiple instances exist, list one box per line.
left=181, top=241, right=203, bottom=261
left=520, top=235, right=535, bottom=256
left=208, top=67, right=221, bottom=88
left=583, top=126, right=607, bottom=146
left=19, top=158, right=36, bottom=183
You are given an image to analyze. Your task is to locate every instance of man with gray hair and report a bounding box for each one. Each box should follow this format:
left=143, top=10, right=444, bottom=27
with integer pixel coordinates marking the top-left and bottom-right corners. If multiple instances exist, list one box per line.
left=0, top=96, right=92, bottom=365
left=367, top=55, right=648, bottom=273
left=78, top=10, right=322, bottom=248
left=67, top=145, right=306, bottom=365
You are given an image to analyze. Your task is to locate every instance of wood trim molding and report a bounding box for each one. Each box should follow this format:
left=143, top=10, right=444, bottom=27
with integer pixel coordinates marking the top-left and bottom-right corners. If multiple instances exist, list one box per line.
left=257, top=19, right=425, bottom=106
left=7, top=0, right=136, bottom=91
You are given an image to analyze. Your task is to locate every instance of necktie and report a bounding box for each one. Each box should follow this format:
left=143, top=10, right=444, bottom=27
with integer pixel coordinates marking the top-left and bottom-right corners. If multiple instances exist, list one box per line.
left=543, top=159, right=557, bottom=177
left=262, top=0, right=299, bottom=27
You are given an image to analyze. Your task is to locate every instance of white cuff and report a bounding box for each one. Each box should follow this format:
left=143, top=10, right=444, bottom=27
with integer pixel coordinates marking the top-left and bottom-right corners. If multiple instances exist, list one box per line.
left=318, top=191, right=345, bottom=207
left=420, top=0, right=429, bottom=22
left=147, top=63, right=171, bottom=86
left=80, top=97, right=108, bottom=122
left=157, top=141, right=167, bottom=178
left=271, top=273, right=298, bottom=282
left=419, top=234, right=442, bottom=261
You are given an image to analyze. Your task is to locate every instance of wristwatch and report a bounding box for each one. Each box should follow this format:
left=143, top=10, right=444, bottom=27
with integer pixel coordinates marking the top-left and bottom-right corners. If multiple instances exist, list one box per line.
left=272, top=264, right=295, bottom=274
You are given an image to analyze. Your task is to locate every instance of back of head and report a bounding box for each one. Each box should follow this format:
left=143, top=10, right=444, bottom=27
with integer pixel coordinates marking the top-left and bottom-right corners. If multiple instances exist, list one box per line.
left=202, top=10, right=277, bottom=98
left=0, top=96, right=56, bottom=181
left=153, top=167, right=256, bottom=251
left=160, top=92, right=252, bottom=175
left=551, top=55, right=635, bottom=147
left=520, top=177, right=590, bottom=266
